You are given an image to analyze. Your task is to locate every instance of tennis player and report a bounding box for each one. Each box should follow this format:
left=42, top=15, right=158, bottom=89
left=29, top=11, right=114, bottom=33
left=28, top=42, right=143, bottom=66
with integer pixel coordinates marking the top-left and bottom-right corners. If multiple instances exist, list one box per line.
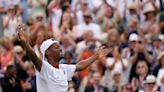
left=17, top=25, right=109, bottom=92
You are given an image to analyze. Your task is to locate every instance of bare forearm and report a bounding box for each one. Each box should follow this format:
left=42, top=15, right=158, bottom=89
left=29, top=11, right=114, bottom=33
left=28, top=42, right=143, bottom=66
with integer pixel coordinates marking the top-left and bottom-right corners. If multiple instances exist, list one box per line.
left=3, top=19, right=10, bottom=28
left=130, top=53, right=138, bottom=64
left=76, top=53, right=99, bottom=71
left=21, top=41, right=42, bottom=71
left=48, top=0, right=56, bottom=10
left=143, top=51, right=152, bottom=64
left=121, top=60, right=127, bottom=71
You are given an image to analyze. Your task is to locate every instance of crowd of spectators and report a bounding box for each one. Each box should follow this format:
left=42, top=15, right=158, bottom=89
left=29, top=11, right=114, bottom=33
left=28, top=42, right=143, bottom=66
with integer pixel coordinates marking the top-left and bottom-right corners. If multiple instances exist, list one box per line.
left=0, top=0, right=164, bottom=92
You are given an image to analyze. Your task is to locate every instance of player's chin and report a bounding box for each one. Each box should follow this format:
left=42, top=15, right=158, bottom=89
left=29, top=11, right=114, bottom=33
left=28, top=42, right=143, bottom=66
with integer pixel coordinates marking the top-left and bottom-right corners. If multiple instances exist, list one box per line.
left=59, top=53, right=64, bottom=59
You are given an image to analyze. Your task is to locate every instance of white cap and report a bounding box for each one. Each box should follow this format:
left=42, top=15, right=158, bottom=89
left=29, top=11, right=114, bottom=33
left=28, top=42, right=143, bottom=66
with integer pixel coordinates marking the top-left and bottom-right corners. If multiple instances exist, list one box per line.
left=129, top=33, right=139, bottom=41
left=144, top=75, right=156, bottom=84
left=14, top=45, right=23, bottom=53
left=40, top=38, right=59, bottom=60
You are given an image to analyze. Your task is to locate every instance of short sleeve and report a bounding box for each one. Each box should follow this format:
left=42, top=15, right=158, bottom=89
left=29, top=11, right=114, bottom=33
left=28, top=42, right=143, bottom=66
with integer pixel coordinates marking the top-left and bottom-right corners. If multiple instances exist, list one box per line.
left=60, top=64, right=76, bottom=81
left=39, top=60, right=54, bottom=78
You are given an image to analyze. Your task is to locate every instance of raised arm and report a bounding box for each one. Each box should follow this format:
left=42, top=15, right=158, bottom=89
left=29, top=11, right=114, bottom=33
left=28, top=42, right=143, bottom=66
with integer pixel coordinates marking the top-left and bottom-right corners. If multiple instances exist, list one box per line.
left=75, top=46, right=109, bottom=71
left=17, top=24, right=42, bottom=71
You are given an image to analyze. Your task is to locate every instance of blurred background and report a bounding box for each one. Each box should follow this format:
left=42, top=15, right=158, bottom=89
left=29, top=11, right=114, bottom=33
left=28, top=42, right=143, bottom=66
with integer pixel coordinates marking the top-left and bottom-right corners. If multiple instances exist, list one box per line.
left=0, top=0, right=164, bottom=92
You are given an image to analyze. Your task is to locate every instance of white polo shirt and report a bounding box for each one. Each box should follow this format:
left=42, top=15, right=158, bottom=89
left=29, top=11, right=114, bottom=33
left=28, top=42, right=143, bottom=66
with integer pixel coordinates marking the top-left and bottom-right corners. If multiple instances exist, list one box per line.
left=36, top=60, right=76, bottom=92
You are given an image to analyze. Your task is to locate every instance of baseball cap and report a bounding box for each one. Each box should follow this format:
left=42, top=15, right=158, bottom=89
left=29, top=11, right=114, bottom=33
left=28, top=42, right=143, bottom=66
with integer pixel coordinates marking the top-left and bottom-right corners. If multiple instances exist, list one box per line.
left=14, top=45, right=23, bottom=53
left=144, top=75, right=156, bottom=84
left=129, top=33, right=139, bottom=41
left=40, top=38, right=59, bottom=60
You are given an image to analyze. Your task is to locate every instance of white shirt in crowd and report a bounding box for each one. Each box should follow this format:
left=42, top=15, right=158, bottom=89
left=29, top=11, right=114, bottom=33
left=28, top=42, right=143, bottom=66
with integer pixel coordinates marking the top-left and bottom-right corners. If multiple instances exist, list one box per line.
left=3, top=16, right=22, bottom=37
left=52, top=8, right=62, bottom=33
left=74, top=23, right=102, bottom=40
left=106, top=58, right=128, bottom=73
left=75, top=40, right=101, bottom=54
left=36, top=60, right=76, bottom=92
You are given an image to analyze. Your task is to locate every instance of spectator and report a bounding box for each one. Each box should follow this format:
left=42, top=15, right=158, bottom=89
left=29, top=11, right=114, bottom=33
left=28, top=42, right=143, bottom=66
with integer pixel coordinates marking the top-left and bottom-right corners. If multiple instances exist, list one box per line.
left=23, top=62, right=37, bottom=92
left=149, top=35, right=164, bottom=70
left=0, top=65, right=23, bottom=92
left=28, top=0, right=46, bottom=20
left=85, top=71, right=108, bottom=92
left=55, top=12, right=75, bottom=40
left=13, top=45, right=29, bottom=81
left=127, top=33, right=152, bottom=81
left=75, top=0, right=89, bottom=24
left=109, top=69, right=123, bottom=92
left=79, top=63, right=99, bottom=92
left=0, top=37, right=14, bottom=71
left=153, top=51, right=164, bottom=76
left=60, top=51, right=76, bottom=64
left=74, top=10, right=102, bottom=40
left=131, top=60, right=150, bottom=91
left=3, top=4, right=22, bottom=37
left=121, top=83, right=133, bottom=92
left=143, top=74, right=160, bottom=92
left=156, top=51, right=164, bottom=86
left=103, top=46, right=128, bottom=90
left=105, top=28, right=120, bottom=48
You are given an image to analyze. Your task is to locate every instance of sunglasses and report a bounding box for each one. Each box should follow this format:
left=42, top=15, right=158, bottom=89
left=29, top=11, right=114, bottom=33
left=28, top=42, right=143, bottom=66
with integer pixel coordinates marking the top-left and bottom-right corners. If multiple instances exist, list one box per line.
left=36, top=16, right=43, bottom=21
left=147, top=82, right=155, bottom=85
left=83, top=16, right=91, bottom=18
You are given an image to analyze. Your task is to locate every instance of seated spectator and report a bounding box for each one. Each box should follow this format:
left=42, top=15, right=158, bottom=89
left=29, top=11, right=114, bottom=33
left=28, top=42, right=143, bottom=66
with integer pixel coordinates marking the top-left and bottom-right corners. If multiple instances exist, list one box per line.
left=143, top=74, right=160, bottom=92
left=13, top=45, right=29, bottom=81
left=85, top=71, right=108, bottom=92
left=109, top=70, right=123, bottom=92
left=0, top=65, right=23, bottom=92
left=0, top=37, right=14, bottom=71
left=121, top=83, right=133, bottom=92
left=131, top=60, right=150, bottom=91
left=23, top=62, right=36, bottom=92
left=79, top=63, right=99, bottom=92
left=60, top=51, right=76, bottom=64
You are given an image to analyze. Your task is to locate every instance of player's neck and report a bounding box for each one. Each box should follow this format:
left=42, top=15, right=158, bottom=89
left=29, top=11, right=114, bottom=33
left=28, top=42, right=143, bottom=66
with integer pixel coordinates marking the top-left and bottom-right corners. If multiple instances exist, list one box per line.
left=48, top=59, right=59, bottom=68
left=51, top=61, right=59, bottom=68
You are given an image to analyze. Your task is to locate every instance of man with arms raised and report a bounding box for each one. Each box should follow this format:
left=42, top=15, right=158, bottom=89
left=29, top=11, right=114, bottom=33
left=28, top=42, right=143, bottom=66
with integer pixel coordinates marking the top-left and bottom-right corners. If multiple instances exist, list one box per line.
left=16, top=25, right=109, bottom=92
